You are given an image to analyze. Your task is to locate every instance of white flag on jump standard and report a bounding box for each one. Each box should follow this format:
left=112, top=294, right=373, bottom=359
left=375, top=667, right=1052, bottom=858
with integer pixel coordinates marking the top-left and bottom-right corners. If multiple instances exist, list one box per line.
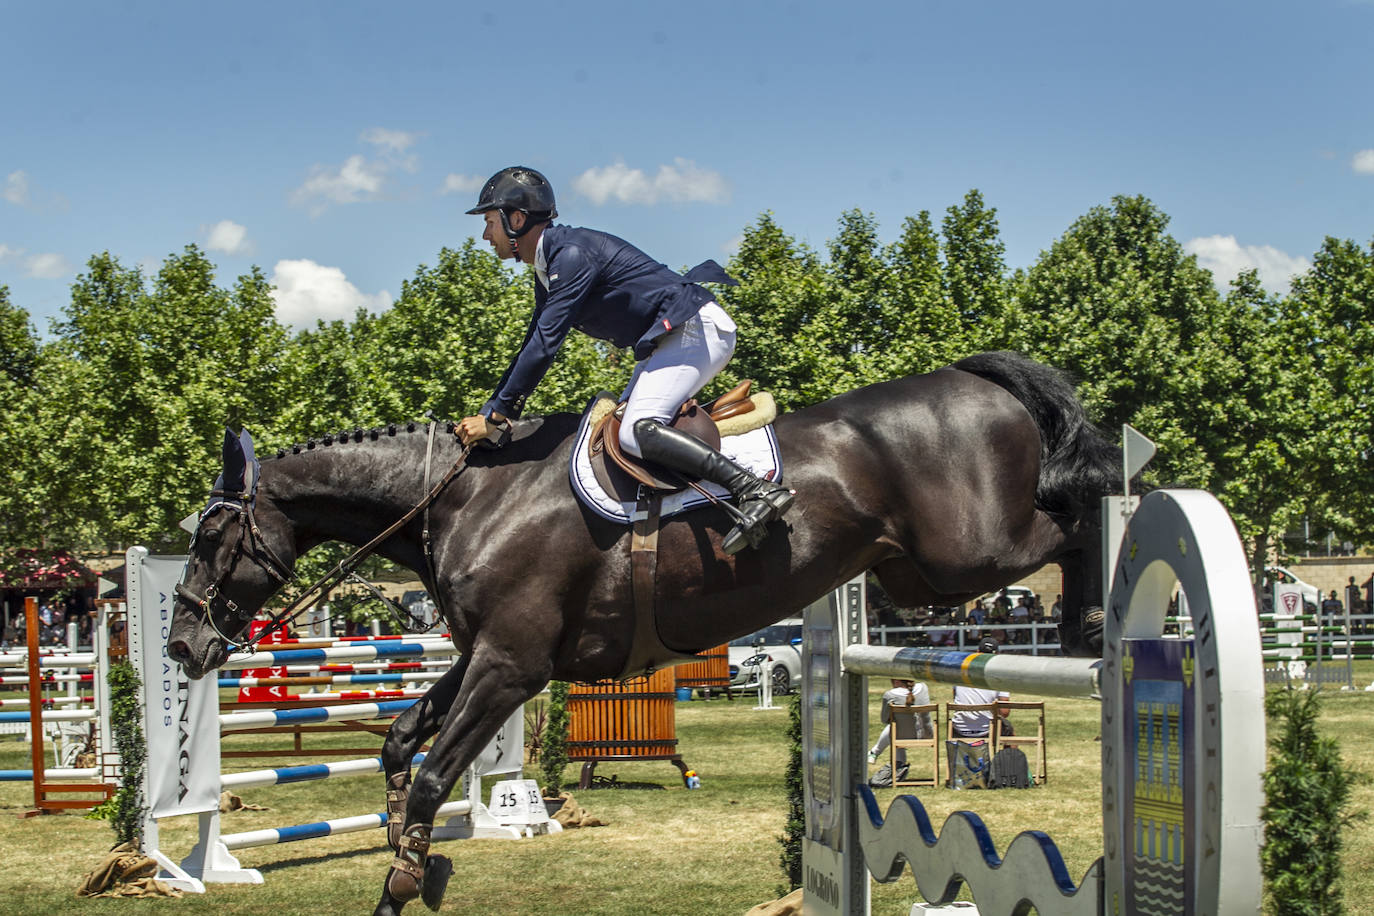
left=131, top=551, right=221, bottom=819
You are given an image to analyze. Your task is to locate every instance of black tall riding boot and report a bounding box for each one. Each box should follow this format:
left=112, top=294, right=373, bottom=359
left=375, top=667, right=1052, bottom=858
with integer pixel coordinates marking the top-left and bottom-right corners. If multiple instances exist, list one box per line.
left=634, top=419, right=795, bottom=555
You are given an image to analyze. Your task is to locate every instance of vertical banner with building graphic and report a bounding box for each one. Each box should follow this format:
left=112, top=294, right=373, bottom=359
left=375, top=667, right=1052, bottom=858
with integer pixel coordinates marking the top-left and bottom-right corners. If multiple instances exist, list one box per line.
left=126, top=547, right=221, bottom=819
left=1122, top=638, right=1194, bottom=914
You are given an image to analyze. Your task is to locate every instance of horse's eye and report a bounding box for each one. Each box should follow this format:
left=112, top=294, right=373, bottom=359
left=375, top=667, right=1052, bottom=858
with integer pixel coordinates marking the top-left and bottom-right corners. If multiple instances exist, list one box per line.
left=202, top=528, right=222, bottom=545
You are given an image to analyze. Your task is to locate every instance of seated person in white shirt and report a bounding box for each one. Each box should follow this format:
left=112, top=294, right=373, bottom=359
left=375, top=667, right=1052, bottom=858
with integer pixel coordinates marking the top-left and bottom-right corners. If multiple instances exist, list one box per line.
left=868, top=678, right=932, bottom=765
left=950, top=637, right=1015, bottom=737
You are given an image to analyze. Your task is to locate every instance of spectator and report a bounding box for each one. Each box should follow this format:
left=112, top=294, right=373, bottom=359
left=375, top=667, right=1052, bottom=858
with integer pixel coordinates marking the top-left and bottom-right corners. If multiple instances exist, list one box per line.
left=929, top=612, right=956, bottom=647
left=1050, top=594, right=1063, bottom=621
left=967, top=602, right=986, bottom=627
left=868, top=678, right=931, bottom=784
left=1011, top=597, right=1032, bottom=644
left=951, top=637, right=1014, bottom=737
left=993, top=590, right=1013, bottom=619
left=1321, top=590, right=1344, bottom=624
left=1347, top=577, right=1367, bottom=636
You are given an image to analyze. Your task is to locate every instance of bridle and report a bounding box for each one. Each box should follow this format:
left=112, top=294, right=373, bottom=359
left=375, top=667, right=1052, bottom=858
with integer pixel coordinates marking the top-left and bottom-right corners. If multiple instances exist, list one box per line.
left=176, top=421, right=473, bottom=654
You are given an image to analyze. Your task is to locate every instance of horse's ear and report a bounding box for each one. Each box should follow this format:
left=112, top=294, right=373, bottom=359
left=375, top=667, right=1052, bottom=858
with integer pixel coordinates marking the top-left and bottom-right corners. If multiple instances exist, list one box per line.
left=220, top=427, right=248, bottom=495
left=237, top=429, right=258, bottom=493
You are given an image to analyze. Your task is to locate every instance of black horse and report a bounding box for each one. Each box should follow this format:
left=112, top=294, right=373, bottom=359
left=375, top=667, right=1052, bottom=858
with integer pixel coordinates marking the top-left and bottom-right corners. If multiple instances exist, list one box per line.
left=167, top=350, right=1118, bottom=915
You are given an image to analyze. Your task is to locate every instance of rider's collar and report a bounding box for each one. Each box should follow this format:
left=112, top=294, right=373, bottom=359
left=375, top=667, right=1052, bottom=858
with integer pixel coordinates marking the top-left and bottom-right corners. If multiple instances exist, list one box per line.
left=534, top=231, right=549, bottom=290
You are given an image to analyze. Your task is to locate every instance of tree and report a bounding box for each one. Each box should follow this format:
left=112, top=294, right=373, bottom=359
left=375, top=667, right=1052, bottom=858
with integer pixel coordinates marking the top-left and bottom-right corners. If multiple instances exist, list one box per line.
left=1288, top=237, right=1374, bottom=545
left=1195, top=270, right=1321, bottom=578
left=805, top=208, right=894, bottom=396
left=942, top=189, right=1011, bottom=350
left=717, top=213, right=831, bottom=410
left=48, top=247, right=290, bottom=550
left=274, top=309, right=392, bottom=442
left=884, top=211, right=964, bottom=372
left=1013, top=195, right=1223, bottom=488
left=0, top=288, right=51, bottom=550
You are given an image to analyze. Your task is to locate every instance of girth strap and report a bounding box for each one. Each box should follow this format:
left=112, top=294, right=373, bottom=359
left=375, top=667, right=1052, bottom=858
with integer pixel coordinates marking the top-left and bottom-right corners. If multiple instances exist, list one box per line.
left=618, top=492, right=699, bottom=680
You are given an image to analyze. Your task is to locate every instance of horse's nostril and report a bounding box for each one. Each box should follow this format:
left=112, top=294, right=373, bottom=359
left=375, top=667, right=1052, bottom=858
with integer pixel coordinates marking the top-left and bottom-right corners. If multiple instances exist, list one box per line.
left=168, top=639, right=192, bottom=664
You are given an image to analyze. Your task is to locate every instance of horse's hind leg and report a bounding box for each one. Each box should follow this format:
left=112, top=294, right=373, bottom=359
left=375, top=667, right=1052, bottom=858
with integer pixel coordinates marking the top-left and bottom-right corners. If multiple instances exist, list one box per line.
left=374, top=645, right=550, bottom=916
left=1057, top=530, right=1105, bottom=656
left=380, top=653, right=470, bottom=850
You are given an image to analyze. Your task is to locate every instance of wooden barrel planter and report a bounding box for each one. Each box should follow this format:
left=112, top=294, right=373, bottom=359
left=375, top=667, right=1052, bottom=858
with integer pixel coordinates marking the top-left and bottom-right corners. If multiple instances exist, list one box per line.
left=567, top=667, right=691, bottom=788
left=674, top=643, right=731, bottom=697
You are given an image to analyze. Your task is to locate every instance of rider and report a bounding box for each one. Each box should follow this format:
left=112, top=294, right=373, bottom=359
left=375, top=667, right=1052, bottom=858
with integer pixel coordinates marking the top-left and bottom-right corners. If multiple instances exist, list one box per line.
left=453, top=168, right=791, bottom=554
left=455, top=166, right=795, bottom=555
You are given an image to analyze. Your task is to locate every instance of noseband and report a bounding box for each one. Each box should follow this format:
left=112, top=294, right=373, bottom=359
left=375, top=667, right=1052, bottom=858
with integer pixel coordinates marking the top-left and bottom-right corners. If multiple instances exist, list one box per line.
left=178, top=423, right=473, bottom=654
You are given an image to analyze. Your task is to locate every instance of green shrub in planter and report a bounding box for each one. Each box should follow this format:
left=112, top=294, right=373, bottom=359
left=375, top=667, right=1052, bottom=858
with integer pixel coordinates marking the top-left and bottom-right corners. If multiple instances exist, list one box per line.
left=540, top=680, right=570, bottom=795
left=777, top=692, right=804, bottom=892
left=1262, top=687, right=1364, bottom=916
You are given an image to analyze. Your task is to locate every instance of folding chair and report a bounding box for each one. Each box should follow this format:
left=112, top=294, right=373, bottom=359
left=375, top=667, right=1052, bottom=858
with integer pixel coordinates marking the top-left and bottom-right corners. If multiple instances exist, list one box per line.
left=888, top=702, right=940, bottom=787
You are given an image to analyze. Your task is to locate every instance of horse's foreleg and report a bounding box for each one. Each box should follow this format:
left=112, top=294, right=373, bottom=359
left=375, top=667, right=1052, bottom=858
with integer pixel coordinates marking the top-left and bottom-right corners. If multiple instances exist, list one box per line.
left=374, top=648, right=550, bottom=916
left=380, top=653, right=470, bottom=850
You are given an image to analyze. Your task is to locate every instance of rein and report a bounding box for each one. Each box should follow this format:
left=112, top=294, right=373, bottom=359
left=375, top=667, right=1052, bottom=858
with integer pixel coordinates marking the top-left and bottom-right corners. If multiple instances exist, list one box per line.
left=178, top=422, right=473, bottom=653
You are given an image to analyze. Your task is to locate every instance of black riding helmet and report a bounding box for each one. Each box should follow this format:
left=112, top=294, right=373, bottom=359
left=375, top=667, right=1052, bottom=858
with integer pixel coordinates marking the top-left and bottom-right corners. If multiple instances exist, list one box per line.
left=466, top=166, right=558, bottom=247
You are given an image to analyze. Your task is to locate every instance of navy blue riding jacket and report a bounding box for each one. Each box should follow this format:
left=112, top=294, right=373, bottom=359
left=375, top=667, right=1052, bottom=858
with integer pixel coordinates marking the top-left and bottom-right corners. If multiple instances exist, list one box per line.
left=480, top=224, right=736, bottom=420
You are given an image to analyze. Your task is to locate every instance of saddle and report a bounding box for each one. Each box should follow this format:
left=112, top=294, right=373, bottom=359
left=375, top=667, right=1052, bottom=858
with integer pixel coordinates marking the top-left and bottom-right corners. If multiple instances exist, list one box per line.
left=588, top=380, right=774, bottom=502
left=582, top=381, right=780, bottom=680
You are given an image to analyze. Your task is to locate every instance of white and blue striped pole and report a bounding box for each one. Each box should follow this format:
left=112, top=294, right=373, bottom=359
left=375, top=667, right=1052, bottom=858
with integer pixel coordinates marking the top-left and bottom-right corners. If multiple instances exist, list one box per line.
left=220, top=799, right=471, bottom=850
left=218, top=671, right=444, bottom=688
left=217, top=640, right=456, bottom=672
left=218, top=698, right=418, bottom=732
left=0, top=708, right=98, bottom=724
left=0, top=767, right=100, bottom=782
left=221, top=753, right=427, bottom=790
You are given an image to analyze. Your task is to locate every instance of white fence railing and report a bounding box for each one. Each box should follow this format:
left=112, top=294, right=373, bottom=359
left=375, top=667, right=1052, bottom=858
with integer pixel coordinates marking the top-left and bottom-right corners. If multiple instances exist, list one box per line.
left=869, top=619, right=1063, bottom=655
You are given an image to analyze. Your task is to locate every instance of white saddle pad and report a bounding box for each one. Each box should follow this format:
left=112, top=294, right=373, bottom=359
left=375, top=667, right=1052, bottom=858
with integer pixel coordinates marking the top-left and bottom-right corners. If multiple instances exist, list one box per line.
left=568, top=408, right=783, bottom=524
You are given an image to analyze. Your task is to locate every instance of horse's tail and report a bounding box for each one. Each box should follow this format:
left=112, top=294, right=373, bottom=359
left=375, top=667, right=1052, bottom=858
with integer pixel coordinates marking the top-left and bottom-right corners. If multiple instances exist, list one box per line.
left=952, top=351, right=1121, bottom=518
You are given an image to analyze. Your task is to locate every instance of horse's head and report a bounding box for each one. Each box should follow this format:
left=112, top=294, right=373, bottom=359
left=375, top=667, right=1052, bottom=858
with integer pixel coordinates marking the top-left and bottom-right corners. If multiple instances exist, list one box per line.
left=167, top=428, right=297, bottom=678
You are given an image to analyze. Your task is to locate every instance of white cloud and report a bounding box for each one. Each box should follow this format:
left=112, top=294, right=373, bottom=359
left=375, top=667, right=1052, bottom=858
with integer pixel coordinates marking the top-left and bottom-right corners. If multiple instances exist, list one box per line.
left=4, top=170, right=29, bottom=206
left=205, top=219, right=252, bottom=255
left=572, top=158, right=730, bottom=206
left=290, top=130, right=425, bottom=215
left=25, top=252, right=71, bottom=279
left=1353, top=149, right=1374, bottom=175
left=1184, top=235, right=1310, bottom=296
left=269, top=259, right=392, bottom=328
left=0, top=243, right=19, bottom=261
left=361, top=127, right=419, bottom=156
left=440, top=173, right=485, bottom=196
left=291, top=154, right=388, bottom=213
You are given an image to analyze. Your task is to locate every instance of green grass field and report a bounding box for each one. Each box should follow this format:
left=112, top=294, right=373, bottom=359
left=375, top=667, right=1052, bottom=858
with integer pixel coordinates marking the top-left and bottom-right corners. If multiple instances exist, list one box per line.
left=1, top=674, right=1373, bottom=915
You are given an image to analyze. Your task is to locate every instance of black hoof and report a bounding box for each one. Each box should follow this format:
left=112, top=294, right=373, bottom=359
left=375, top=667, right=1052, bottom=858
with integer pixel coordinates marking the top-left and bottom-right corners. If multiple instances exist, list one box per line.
left=422, top=854, right=453, bottom=912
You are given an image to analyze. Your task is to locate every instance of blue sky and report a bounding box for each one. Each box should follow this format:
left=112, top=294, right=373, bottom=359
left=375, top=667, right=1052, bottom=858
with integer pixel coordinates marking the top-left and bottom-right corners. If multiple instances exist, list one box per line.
left=3, top=0, right=1371, bottom=333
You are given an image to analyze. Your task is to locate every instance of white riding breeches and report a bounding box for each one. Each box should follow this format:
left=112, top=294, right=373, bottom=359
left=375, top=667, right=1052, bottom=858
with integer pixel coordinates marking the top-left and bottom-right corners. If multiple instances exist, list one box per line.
left=618, top=301, right=737, bottom=458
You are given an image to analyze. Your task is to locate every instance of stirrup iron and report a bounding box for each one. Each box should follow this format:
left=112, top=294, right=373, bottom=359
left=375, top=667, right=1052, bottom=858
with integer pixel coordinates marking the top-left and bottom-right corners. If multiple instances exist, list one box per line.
left=722, top=486, right=795, bottom=556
